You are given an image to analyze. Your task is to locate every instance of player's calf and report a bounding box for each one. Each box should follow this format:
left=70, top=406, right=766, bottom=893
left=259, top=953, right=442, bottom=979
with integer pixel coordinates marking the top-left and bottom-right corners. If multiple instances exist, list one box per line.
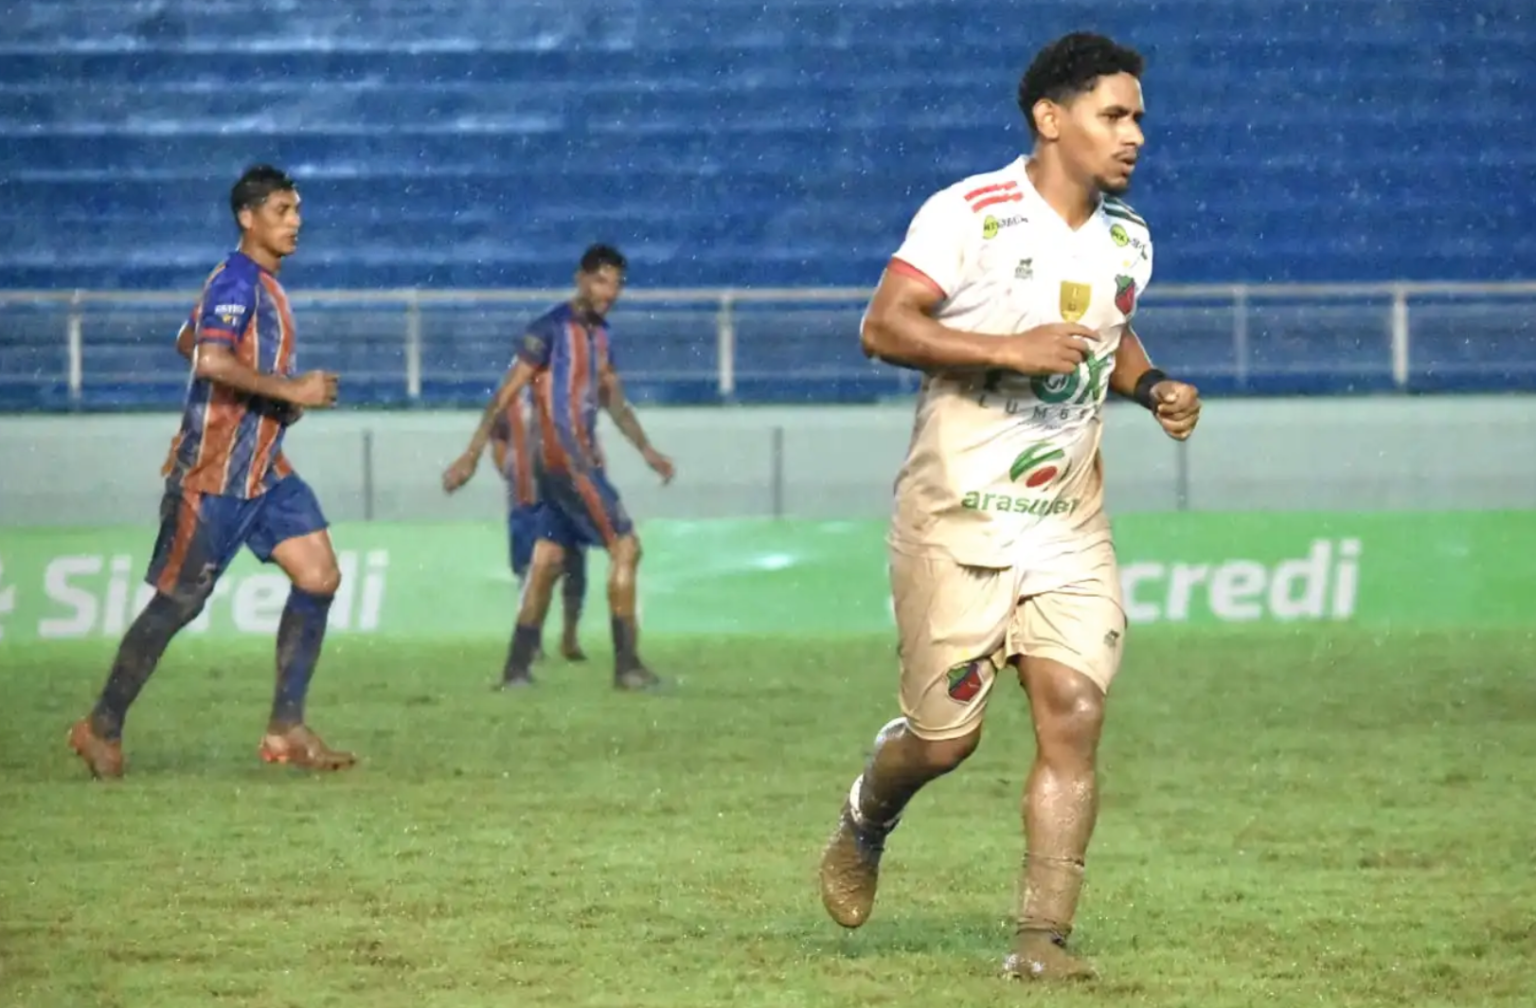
left=502, top=540, right=566, bottom=686
left=606, top=534, right=660, bottom=690
left=265, top=531, right=354, bottom=768
left=70, top=589, right=207, bottom=778
left=1012, top=657, right=1106, bottom=963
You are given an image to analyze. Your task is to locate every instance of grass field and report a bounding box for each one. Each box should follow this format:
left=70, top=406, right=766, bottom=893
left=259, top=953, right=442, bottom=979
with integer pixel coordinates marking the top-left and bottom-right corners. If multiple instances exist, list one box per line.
left=2, top=626, right=1534, bottom=1007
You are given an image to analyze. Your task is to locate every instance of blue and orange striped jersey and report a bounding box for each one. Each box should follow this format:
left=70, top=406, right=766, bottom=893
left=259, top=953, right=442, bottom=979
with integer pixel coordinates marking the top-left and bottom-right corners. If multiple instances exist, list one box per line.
left=490, top=384, right=538, bottom=508
left=163, top=251, right=299, bottom=498
left=516, top=302, right=617, bottom=474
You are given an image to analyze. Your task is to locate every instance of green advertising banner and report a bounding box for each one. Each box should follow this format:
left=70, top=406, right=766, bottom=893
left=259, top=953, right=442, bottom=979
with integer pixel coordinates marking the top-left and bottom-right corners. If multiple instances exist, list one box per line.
left=0, top=513, right=1532, bottom=645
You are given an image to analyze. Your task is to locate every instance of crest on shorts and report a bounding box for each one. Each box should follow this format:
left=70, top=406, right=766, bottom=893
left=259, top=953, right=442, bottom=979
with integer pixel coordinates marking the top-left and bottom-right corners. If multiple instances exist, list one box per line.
left=946, top=660, right=985, bottom=702
left=1059, top=281, right=1092, bottom=323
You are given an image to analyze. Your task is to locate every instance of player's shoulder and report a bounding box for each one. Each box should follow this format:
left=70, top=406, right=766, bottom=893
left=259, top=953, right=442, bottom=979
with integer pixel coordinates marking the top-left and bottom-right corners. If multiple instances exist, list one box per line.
left=1101, top=195, right=1152, bottom=240
left=922, top=159, right=1027, bottom=216
left=203, top=251, right=260, bottom=294
left=526, top=301, right=573, bottom=336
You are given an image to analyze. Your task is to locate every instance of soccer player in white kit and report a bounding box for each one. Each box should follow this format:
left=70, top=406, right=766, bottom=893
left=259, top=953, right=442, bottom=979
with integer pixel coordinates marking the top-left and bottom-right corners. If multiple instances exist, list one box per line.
left=817, top=32, right=1202, bottom=981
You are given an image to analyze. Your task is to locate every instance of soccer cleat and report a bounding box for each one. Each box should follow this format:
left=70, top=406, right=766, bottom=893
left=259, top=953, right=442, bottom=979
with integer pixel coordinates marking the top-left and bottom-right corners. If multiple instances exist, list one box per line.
left=68, top=718, right=125, bottom=780
left=259, top=724, right=357, bottom=771
left=818, top=800, right=889, bottom=928
left=496, top=669, right=536, bottom=690
left=561, top=639, right=588, bottom=662
left=1001, top=929, right=1097, bottom=983
left=614, top=665, right=662, bottom=691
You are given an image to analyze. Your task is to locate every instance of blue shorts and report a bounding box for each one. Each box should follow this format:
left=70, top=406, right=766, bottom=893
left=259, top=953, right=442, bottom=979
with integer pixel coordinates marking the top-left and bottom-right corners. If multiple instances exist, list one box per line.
left=145, top=474, right=330, bottom=602
left=534, top=466, right=634, bottom=552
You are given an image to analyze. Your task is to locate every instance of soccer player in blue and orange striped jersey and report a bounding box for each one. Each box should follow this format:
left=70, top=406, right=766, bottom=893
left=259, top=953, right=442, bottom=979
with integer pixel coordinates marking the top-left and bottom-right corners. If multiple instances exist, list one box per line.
left=490, top=381, right=590, bottom=661
left=68, top=165, right=357, bottom=779
left=443, top=244, right=674, bottom=691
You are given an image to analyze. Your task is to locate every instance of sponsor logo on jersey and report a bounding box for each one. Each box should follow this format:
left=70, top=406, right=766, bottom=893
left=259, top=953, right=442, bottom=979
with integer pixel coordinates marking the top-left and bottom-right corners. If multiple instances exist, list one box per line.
left=982, top=213, right=1026, bottom=239
left=1009, top=443, right=1071, bottom=489
left=957, top=442, right=1082, bottom=517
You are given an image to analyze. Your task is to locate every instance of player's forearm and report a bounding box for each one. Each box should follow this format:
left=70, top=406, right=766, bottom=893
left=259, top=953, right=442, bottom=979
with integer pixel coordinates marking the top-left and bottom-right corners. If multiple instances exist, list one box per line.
left=1108, top=329, right=1158, bottom=398
left=607, top=402, right=653, bottom=453
left=860, top=307, right=1012, bottom=373
left=175, top=323, right=195, bottom=360
left=194, top=351, right=299, bottom=401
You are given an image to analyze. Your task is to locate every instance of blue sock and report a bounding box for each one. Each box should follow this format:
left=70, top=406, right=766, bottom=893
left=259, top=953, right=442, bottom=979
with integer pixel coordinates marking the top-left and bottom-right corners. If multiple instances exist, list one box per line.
left=92, top=593, right=200, bottom=739
left=271, top=588, right=333, bottom=727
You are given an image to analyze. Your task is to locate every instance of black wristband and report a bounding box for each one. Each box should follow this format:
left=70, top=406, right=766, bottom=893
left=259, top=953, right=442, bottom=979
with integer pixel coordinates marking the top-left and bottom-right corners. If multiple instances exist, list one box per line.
left=1132, top=368, right=1170, bottom=410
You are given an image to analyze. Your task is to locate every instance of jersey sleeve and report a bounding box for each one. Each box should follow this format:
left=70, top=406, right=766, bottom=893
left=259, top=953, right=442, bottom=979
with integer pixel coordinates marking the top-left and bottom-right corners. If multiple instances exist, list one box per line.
left=194, top=268, right=256, bottom=347
left=888, top=190, right=969, bottom=299
left=515, top=322, right=554, bottom=370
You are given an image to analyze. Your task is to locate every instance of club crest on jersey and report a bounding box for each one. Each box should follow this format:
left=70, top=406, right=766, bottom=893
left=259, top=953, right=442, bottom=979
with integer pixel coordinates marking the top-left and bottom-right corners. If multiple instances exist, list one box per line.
left=1015, top=258, right=1033, bottom=280
left=1115, top=274, right=1138, bottom=316
left=1059, top=281, right=1092, bottom=323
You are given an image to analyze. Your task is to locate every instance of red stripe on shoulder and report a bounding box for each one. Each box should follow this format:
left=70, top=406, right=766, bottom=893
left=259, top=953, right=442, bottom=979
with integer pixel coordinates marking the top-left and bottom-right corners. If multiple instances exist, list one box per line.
left=963, top=181, right=1018, bottom=202
left=970, top=192, right=1024, bottom=213
left=888, top=257, right=946, bottom=298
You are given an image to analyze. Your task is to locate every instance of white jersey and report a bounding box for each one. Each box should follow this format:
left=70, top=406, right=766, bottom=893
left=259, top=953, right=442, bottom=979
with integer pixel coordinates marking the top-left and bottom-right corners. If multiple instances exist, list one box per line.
left=883, top=155, right=1154, bottom=578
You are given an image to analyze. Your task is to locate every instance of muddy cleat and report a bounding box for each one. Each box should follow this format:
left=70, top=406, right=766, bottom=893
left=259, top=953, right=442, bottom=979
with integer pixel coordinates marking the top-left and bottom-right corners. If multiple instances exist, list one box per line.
left=1002, top=929, right=1096, bottom=983
left=818, top=800, right=890, bottom=928
left=68, top=718, right=125, bottom=780
left=614, top=665, right=662, bottom=691
left=259, top=724, right=357, bottom=771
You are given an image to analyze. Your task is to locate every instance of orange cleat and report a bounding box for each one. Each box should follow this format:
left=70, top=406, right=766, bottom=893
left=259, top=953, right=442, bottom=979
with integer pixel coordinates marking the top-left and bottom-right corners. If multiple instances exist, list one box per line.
left=68, top=718, right=125, bottom=780
left=258, top=724, right=358, bottom=772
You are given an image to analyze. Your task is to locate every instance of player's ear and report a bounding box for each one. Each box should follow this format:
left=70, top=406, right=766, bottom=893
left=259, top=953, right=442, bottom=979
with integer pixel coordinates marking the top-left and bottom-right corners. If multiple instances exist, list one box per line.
left=1033, top=99, right=1062, bottom=141
left=236, top=206, right=255, bottom=232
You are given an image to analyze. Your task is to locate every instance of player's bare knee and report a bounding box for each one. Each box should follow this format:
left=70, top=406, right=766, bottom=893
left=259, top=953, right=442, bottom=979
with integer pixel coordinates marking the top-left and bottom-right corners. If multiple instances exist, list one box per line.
left=157, top=588, right=210, bottom=629
left=917, top=729, right=981, bottom=775
left=894, top=718, right=981, bottom=775
left=1020, top=659, right=1104, bottom=756
left=610, top=534, right=641, bottom=570
left=529, top=542, right=566, bottom=579
left=293, top=563, right=341, bottom=597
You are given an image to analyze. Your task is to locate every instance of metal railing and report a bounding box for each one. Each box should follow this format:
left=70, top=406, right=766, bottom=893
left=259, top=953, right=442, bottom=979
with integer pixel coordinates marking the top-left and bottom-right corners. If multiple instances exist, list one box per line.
left=2, top=280, right=1535, bottom=406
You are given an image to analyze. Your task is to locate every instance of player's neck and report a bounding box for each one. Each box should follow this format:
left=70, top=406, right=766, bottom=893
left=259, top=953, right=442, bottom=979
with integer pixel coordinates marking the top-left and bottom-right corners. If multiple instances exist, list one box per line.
left=238, top=240, right=282, bottom=275
left=1025, top=156, right=1100, bottom=231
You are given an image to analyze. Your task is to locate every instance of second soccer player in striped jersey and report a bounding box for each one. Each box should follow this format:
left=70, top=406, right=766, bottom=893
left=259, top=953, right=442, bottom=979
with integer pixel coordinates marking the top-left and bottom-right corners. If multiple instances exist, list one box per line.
left=69, top=164, right=358, bottom=779
left=443, top=244, right=675, bottom=691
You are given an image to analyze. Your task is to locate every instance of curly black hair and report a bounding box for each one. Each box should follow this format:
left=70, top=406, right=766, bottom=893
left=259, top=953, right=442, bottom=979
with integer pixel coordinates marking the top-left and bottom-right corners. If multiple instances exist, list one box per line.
left=1017, top=33, right=1145, bottom=137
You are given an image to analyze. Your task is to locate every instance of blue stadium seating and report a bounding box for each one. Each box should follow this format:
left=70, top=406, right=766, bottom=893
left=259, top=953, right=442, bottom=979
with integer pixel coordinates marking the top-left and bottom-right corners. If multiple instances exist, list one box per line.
left=1, top=0, right=1533, bottom=408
